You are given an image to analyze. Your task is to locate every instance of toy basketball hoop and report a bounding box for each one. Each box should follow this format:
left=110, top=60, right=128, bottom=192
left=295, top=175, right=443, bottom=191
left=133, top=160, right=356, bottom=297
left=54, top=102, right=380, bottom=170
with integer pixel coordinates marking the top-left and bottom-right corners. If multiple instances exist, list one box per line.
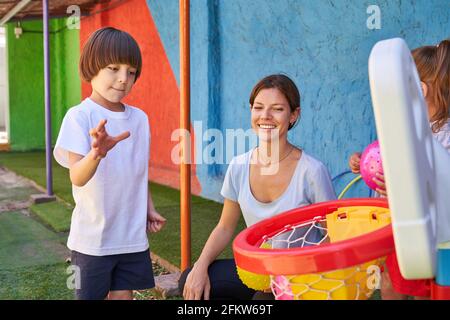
left=233, top=37, right=450, bottom=300
left=233, top=198, right=394, bottom=300
left=369, top=38, right=450, bottom=298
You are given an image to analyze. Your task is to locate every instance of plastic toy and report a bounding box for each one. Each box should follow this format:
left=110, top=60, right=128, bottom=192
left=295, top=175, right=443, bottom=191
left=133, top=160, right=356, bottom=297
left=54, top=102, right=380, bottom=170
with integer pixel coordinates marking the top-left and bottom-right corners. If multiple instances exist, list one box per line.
left=360, top=140, right=383, bottom=191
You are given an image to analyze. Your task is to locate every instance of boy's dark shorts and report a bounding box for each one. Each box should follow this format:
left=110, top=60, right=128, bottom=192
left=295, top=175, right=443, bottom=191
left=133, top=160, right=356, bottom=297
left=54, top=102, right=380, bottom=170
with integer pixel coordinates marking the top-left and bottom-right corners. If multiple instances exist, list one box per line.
left=71, top=249, right=155, bottom=300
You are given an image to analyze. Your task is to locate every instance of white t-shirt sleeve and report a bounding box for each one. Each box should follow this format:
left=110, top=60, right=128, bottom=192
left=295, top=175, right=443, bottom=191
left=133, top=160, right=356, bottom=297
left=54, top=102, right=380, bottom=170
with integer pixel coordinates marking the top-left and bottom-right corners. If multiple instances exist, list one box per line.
left=434, top=130, right=450, bottom=153
left=220, top=158, right=239, bottom=202
left=54, top=108, right=91, bottom=168
left=307, top=162, right=336, bottom=203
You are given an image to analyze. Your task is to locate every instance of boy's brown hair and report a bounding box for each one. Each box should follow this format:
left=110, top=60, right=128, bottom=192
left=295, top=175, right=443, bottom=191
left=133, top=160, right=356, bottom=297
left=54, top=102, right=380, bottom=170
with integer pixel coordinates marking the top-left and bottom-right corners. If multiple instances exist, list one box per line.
left=79, top=27, right=142, bottom=82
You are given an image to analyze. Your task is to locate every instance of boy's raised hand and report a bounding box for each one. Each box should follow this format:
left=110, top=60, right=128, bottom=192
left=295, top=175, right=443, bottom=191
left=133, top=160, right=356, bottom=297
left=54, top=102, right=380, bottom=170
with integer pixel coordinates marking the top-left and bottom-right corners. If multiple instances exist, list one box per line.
left=90, top=119, right=130, bottom=160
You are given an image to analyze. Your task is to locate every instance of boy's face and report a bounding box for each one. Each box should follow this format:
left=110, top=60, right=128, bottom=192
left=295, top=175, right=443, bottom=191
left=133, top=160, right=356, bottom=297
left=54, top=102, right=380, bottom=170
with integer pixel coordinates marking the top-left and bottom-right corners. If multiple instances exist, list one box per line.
left=90, top=64, right=137, bottom=107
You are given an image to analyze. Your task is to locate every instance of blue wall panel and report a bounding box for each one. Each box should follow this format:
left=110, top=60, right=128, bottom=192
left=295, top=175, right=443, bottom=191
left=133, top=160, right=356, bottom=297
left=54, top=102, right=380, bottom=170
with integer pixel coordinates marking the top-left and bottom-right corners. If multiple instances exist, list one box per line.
left=147, top=0, right=450, bottom=202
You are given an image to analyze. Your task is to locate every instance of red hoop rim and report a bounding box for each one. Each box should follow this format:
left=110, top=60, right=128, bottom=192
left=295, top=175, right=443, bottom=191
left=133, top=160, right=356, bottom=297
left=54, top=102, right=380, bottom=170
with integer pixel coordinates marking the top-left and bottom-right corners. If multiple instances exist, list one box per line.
left=233, top=198, right=394, bottom=275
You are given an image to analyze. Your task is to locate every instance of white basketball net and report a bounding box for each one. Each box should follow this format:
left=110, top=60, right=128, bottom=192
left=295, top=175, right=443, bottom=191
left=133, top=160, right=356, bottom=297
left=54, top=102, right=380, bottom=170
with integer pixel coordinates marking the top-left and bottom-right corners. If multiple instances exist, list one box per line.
left=261, top=217, right=384, bottom=300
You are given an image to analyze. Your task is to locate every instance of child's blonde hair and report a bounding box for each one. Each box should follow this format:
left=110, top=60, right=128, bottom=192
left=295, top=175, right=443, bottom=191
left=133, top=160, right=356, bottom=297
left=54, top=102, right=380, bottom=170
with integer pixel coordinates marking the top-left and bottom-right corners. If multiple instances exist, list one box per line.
left=412, top=39, right=450, bottom=133
left=79, top=27, right=142, bottom=82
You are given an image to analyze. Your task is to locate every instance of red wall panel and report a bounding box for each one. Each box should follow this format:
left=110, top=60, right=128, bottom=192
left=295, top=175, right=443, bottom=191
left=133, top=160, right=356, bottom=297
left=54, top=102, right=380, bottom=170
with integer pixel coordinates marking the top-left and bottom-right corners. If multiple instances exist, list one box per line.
left=80, top=0, right=201, bottom=194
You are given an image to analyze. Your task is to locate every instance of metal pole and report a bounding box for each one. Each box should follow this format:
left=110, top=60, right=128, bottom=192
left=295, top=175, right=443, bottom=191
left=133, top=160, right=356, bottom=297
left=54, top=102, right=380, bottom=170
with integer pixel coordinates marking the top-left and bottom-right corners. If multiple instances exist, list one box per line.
left=43, top=0, right=53, bottom=196
left=180, top=0, right=191, bottom=271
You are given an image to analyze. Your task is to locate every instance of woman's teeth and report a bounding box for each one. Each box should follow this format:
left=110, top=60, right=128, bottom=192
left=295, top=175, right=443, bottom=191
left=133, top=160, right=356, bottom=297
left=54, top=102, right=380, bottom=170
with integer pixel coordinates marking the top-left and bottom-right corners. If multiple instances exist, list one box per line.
left=259, top=124, right=276, bottom=129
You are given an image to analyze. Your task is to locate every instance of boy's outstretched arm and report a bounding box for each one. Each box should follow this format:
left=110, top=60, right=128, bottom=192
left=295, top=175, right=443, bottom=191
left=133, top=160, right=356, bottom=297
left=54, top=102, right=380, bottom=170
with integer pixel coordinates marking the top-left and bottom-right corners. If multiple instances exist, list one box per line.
left=68, top=119, right=130, bottom=187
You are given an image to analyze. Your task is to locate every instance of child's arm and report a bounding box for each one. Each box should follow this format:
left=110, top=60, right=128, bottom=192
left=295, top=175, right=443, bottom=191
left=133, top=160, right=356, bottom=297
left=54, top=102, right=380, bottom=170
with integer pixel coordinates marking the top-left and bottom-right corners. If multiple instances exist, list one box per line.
left=349, top=152, right=387, bottom=196
left=68, top=119, right=130, bottom=187
left=349, top=152, right=362, bottom=173
left=147, top=190, right=166, bottom=233
left=68, top=150, right=101, bottom=187
left=373, top=172, right=387, bottom=197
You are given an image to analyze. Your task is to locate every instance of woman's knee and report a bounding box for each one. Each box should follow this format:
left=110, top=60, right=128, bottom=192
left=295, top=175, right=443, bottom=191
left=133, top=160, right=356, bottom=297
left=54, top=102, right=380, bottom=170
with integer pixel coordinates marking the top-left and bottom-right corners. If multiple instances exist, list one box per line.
left=178, top=267, right=193, bottom=294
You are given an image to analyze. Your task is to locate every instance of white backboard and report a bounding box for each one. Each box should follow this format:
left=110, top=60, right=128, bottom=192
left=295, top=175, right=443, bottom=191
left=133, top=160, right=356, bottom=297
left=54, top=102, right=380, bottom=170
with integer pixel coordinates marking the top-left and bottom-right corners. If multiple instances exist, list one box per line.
left=369, top=38, right=450, bottom=279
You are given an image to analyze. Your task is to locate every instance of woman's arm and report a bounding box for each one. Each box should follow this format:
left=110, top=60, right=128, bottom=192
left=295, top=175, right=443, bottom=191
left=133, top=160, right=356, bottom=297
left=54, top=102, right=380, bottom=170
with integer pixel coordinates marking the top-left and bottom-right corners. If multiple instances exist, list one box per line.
left=183, top=198, right=242, bottom=300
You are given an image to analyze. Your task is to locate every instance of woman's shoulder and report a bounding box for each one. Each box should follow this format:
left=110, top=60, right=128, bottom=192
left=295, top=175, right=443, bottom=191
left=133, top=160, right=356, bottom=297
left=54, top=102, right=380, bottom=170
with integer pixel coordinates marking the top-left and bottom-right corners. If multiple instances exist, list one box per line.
left=300, top=150, right=327, bottom=171
left=229, top=148, right=254, bottom=166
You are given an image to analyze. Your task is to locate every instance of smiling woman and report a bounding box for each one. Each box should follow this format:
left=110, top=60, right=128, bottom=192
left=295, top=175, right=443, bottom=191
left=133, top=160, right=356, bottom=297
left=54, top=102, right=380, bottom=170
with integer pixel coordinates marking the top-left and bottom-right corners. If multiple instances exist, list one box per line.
left=179, top=74, right=336, bottom=300
left=249, top=75, right=300, bottom=167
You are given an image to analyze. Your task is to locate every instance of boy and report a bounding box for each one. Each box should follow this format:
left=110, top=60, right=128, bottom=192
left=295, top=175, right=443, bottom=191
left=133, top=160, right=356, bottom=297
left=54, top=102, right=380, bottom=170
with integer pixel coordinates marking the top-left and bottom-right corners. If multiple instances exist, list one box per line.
left=54, top=27, right=166, bottom=300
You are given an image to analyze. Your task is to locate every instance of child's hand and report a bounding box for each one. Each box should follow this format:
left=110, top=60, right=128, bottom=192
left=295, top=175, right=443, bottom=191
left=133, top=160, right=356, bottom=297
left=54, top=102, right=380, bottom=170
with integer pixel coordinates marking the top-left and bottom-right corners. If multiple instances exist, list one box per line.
left=373, top=172, right=388, bottom=197
left=89, top=119, right=130, bottom=160
left=147, top=210, right=167, bottom=233
left=349, top=152, right=362, bottom=174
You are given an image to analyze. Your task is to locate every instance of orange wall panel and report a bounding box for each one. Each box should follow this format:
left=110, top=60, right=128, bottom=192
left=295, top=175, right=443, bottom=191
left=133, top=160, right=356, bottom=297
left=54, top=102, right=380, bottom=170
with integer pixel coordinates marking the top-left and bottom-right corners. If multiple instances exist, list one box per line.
left=80, top=0, right=201, bottom=194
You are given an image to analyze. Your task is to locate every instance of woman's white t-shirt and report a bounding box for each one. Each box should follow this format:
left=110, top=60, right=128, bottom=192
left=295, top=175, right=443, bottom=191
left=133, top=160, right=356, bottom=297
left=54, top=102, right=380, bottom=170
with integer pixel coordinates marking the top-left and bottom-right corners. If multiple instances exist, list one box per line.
left=220, top=148, right=336, bottom=227
left=54, top=98, right=150, bottom=256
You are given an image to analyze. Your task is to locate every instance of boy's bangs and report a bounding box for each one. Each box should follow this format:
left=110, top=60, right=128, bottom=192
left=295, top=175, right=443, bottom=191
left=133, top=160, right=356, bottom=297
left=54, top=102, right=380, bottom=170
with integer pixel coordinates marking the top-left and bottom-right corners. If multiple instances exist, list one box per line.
left=98, top=32, right=142, bottom=71
left=80, top=28, right=143, bottom=81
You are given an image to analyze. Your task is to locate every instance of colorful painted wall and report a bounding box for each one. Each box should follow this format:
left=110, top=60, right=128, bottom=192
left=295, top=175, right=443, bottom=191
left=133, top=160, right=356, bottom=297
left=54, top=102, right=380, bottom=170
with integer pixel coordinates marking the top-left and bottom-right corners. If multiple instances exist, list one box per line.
left=78, top=0, right=202, bottom=194
left=6, top=18, right=80, bottom=151
left=5, top=0, right=450, bottom=202
left=145, top=0, right=450, bottom=200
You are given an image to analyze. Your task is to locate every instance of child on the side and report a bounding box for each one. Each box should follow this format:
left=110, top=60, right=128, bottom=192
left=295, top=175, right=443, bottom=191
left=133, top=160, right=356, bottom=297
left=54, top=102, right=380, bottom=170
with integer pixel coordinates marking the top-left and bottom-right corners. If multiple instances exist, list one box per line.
left=349, top=39, right=450, bottom=299
left=54, top=27, right=166, bottom=300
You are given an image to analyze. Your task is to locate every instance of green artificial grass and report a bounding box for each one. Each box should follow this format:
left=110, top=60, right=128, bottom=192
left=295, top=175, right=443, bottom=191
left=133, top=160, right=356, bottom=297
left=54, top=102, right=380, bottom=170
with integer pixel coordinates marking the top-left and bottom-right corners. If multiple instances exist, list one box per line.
left=0, top=262, right=75, bottom=300
left=0, top=211, right=69, bottom=270
left=0, top=186, right=38, bottom=202
left=150, top=202, right=246, bottom=267
left=0, top=151, right=244, bottom=268
left=30, top=201, right=73, bottom=233
left=0, top=151, right=73, bottom=205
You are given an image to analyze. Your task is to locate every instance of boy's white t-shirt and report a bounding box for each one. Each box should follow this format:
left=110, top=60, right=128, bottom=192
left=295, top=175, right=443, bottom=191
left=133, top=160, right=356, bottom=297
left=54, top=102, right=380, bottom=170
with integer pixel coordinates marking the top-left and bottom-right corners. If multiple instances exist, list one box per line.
left=54, top=98, right=150, bottom=256
left=220, top=148, right=336, bottom=227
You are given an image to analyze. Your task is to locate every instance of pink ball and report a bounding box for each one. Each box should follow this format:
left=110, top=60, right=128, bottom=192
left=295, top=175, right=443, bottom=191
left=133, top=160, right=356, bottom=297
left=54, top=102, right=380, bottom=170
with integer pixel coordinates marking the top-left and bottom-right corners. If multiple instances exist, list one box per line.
left=360, top=140, right=384, bottom=191
left=272, top=275, right=293, bottom=300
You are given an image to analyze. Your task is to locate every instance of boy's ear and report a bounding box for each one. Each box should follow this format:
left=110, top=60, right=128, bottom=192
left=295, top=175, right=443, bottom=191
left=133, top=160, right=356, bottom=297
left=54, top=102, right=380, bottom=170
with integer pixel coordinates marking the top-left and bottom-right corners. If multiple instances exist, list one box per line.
left=420, top=81, right=428, bottom=99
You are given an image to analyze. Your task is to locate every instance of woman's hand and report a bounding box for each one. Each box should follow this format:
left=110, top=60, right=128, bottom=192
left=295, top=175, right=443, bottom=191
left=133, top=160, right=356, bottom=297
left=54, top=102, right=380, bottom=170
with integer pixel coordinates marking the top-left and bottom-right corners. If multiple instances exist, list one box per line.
left=349, top=152, right=362, bottom=174
left=183, top=263, right=211, bottom=300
